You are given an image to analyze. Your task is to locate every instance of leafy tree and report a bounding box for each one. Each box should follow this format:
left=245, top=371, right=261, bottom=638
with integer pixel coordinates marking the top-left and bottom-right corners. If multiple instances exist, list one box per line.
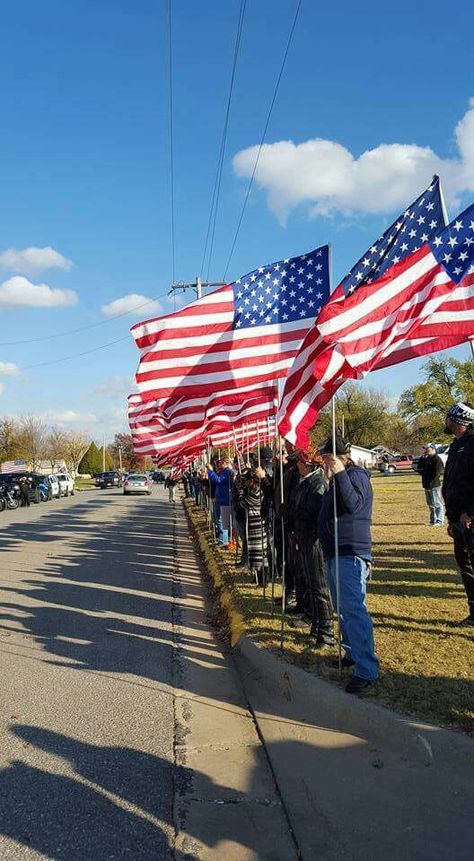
left=64, top=431, right=89, bottom=476
left=78, top=441, right=103, bottom=475
left=399, top=356, right=474, bottom=440
left=109, top=433, right=145, bottom=472
left=0, top=417, right=21, bottom=463
left=310, top=383, right=392, bottom=449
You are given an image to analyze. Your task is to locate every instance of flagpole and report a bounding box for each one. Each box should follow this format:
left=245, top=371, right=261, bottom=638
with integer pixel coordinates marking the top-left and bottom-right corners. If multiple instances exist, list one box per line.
left=270, top=391, right=278, bottom=615
left=328, top=214, right=343, bottom=687
left=277, top=378, right=287, bottom=650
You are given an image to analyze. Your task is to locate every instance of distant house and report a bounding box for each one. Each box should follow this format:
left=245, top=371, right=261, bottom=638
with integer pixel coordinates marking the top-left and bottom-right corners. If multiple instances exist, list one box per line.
left=34, top=460, right=68, bottom=476
left=350, top=445, right=377, bottom=468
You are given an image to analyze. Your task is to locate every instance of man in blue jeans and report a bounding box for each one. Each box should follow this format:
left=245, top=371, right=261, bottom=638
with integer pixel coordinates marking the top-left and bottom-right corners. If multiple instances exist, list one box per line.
left=318, top=435, right=379, bottom=695
left=207, top=458, right=234, bottom=547
left=420, top=443, right=444, bottom=526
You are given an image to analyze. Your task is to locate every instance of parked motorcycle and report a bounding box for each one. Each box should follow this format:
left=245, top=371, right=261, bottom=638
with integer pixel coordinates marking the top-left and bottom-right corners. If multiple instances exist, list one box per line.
left=0, top=481, right=20, bottom=510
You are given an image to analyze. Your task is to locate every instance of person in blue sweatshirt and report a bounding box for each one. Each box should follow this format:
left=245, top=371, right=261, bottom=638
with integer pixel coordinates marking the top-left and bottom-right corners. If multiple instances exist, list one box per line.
left=206, top=458, right=234, bottom=547
left=318, top=434, right=379, bottom=695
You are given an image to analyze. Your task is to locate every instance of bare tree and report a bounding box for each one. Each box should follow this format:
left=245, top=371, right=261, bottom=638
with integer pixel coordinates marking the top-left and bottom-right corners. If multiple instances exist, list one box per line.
left=45, top=427, right=67, bottom=472
left=64, top=431, right=89, bottom=477
left=18, top=415, right=47, bottom=471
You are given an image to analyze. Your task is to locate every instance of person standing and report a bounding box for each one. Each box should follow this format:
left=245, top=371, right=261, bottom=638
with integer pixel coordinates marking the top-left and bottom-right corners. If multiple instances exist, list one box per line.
left=165, top=474, right=176, bottom=503
left=420, top=444, right=444, bottom=526
left=318, top=435, right=379, bottom=694
left=207, top=458, right=233, bottom=547
left=293, top=451, right=334, bottom=647
left=19, top=476, right=30, bottom=507
left=442, top=402, right=474, bottom=627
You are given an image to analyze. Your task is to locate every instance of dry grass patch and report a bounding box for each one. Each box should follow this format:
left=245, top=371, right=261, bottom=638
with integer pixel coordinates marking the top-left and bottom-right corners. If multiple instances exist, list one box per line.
left=186, top=474, right=474, bottom=734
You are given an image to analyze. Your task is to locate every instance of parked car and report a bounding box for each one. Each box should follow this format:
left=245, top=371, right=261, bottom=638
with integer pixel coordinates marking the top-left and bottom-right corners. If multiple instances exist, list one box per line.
left=379, top=454, right=414, bottom=475
left=47, top=475, right=61, bottom=498
left=123, top=474, right=152, bottom=495
left=56, top=473, right=75, bottom=496
left=95, top=471, right=122, bottom=489
left=30, top=473, right=53, bottom=501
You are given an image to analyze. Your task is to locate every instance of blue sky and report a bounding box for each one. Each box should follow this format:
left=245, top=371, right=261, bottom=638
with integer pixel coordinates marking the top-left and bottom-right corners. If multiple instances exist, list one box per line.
left=1, top=0, right=473, bottom=439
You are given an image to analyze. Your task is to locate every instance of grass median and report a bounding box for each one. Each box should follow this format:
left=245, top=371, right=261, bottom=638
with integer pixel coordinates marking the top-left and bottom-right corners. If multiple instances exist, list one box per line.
left=185, top=472, right=474, bottom=735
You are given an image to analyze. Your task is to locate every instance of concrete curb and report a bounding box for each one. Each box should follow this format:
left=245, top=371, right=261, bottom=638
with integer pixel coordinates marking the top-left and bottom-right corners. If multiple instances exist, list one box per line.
left=233, top=634, right=474, bottom=776
left=183, top=499, right=474, bottom=777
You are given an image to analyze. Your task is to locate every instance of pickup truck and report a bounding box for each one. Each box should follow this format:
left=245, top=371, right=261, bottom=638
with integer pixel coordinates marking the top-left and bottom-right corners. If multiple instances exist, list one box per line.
left=379, top=455, right=414, bottom=475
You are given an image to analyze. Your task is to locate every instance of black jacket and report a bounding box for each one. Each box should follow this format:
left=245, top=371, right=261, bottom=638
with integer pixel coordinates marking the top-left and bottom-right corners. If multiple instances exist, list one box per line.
left=318, top=466, right=373, bottom=560
left=442, top=429, right=474, bottom=523
left=420, top=454, right=443, bottom=490
left=293, top=469, right=326, bottom=537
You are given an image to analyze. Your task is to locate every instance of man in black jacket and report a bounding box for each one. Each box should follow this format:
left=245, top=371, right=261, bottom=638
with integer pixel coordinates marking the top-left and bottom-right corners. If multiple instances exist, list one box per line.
left=442, top=402, right=474, bottom=626
left=420, top=443, right=444, bottom=526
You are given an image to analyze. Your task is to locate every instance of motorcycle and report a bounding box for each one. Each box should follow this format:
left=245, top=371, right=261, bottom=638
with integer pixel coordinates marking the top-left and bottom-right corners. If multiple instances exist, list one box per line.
left=0, top=482, right=20, bottom=510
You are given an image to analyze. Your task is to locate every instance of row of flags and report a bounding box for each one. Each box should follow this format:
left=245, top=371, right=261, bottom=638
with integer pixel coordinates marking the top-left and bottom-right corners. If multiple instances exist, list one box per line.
left=128, top=176, right=474, bottom=466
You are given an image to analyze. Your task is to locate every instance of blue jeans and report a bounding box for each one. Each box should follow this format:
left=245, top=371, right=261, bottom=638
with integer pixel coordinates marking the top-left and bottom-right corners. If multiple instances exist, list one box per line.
left=325, top=555, right=379, bottom=681
left=425, top=487, right=444, bottom=524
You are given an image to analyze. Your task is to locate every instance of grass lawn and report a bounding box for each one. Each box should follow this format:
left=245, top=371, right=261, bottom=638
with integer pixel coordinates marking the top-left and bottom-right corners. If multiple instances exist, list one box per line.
left=187, top=473, right=474, bottom=735
left=74, top=478, right=96, bottom=491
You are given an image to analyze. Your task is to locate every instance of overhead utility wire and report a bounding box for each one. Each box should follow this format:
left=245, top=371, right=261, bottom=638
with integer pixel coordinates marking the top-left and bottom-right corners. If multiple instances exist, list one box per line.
left=21, top=334, right=131, bottom=372
left=222, top=0, right=302, bottom=282
left=200, top=0, right=247, bottom=281
left=168, top=0, right=176, bottom=283
left=0, top=291, right=170, bottom=346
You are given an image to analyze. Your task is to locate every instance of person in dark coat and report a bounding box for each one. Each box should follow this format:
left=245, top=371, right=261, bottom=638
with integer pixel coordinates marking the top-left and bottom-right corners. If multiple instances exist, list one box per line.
left=242, top=470, right=267, bottom=583
left=442, top=402, right=474, bottom=626
left=420, top=443, right=444, bottom=525
left=293, top=450, right=334, bottom=647
left=318, top=434, right=379, bottom=695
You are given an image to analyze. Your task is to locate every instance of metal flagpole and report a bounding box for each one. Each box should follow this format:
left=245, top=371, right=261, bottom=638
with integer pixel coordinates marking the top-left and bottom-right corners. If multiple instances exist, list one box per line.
left=332, top=397, right=342, bottom=678
left=278, top=379, right=286, bottom=650
left=256, top=420, right=265, bottom=589
left=270, top=398, right=278, bottom=615
left=227, top=439, right=233, bottom=543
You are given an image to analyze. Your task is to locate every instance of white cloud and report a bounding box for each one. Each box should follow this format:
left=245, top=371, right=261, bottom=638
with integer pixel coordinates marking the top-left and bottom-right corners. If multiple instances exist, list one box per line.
left=0, top=362, right=21, bottom=377
left=91, top=375, right=135, bottom=399
left=232, top=100, right=474, bottom=221
left=101, top=293, right=162, bottom=318
left=49, top=410, right=98, bottom=424
left=0, top=276, right=77, bottom=308
left=0, top=246, right=73, bottom=274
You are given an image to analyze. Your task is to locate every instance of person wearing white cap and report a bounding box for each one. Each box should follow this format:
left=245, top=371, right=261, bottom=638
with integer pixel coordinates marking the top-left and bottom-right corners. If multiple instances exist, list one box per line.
left=442, top=402, right=474, bottom=626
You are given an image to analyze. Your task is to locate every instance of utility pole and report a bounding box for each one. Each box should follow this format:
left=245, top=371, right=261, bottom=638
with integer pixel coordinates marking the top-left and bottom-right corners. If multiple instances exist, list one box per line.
left=168, top=276, right=225, bottom=302
left=102, top=432, right=106, bottom=472
left=118, top=446, right=123, bottom=473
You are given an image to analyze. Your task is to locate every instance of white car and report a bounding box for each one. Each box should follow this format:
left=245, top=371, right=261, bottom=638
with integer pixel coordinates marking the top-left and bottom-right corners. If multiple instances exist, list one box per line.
left=48, top=475, right=61, bottom=499
left=123, top=474, right=152, bottom=495
left=57, top=473, right=75, bottom=497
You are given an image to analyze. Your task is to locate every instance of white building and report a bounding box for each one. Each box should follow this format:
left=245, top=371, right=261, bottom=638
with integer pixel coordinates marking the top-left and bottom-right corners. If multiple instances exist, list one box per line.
left=350, top=445, right=377, bottom=468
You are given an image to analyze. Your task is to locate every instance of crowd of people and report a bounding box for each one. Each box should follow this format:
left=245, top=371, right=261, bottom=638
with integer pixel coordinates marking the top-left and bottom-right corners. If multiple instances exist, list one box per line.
left=176, top=400, right=474, bottom=695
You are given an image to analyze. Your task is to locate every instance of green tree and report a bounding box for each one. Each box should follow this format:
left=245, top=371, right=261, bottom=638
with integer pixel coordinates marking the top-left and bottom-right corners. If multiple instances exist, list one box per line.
left=310, top=383, right=392, bottom=449
left=78, top=441, right=103, bottom=475
left=399, top=356, right=474, bottom=440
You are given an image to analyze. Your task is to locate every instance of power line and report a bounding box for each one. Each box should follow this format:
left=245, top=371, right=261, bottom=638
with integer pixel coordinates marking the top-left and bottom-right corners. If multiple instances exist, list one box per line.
left=0, top=291, right=170, bottom=346
left=200, top=0, right=247, bottom=281
left=222, top=0, right=302, bottom=282
left=21, top=334, right=131, bottom=372
left=168, top=0, right=176, bottom=283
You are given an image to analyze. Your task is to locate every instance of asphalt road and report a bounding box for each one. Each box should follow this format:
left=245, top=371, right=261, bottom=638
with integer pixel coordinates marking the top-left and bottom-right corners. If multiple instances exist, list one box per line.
left=0, top=487, right=176, bottom=860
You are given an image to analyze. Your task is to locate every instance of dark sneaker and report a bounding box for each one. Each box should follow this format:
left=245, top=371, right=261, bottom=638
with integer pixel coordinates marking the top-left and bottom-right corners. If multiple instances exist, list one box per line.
left=459, top=616, right=474, bottom=627
left=345, top=676, right=373, bottom=695
left=313, top=638, right=336, bottom=650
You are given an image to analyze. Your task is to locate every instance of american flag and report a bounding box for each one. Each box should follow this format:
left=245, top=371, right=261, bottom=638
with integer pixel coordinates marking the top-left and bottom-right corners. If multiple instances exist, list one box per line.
left=278, top=177, right=451, bottom=447
left=316, top=202, right=474, bottom=369
left=129, top=387, right=278, bottom=456
left=1, top=459, right=26, bottom=474
left=131, top=246, right=330, bottom=402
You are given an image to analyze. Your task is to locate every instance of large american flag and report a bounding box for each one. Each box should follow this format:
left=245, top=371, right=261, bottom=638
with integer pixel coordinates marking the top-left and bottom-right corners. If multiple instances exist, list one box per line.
left=131, top=246, right=330, bottom=402
left=278, top=177, right=453, bottom=447
left=317, top=202, right=474, bottom=367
